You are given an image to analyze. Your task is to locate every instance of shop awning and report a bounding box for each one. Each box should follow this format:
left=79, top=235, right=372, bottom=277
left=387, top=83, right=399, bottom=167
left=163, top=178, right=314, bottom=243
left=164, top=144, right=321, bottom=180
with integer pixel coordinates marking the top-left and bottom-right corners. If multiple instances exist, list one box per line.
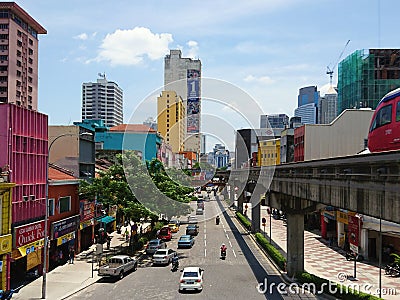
left=97, top=215, right=115, bottom=224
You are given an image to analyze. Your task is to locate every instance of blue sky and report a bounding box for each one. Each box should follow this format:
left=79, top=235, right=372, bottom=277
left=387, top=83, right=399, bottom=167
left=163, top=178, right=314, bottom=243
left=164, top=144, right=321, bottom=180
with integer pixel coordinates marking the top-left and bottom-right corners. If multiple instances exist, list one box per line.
left=14, top=0, right=399, bottom=150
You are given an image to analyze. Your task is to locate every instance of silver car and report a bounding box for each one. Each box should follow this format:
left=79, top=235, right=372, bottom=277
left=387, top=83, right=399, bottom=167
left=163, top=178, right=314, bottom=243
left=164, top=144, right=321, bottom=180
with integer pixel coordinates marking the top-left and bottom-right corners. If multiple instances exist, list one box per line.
left=152, top=248, right=176, bottom=265
left=146, top=239, right=167, bottom=255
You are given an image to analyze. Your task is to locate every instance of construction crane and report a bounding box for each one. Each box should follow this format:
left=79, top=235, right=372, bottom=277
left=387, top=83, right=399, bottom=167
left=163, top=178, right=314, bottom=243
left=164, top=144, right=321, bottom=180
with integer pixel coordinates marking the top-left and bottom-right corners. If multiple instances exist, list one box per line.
left=326, top=39, right=350, bottom=86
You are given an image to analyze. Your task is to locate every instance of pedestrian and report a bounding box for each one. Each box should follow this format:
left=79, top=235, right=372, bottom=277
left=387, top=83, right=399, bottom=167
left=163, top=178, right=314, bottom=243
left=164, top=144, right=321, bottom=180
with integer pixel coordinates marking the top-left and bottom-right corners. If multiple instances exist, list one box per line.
left=69, top=247, right=75, bottom=264
left=124, top=228, right=129, bottom=242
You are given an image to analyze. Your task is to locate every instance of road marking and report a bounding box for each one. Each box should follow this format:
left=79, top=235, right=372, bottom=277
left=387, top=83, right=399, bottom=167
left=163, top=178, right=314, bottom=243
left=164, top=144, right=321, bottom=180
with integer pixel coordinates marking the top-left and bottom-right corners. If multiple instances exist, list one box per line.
left=232, top=249, right=237, bottom=258
left=226, top=234, right=229, bottom=240
left=229, top=240, right=232, bottom=248
left=224, top=228, right=227, bottom=233
left=204, top=248, right=207, bottom=257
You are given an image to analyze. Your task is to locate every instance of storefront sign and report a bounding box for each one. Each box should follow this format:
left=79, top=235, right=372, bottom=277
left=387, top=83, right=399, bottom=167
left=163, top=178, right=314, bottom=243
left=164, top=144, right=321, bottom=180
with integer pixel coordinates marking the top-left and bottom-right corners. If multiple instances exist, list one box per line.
left=56, top=232, right=75, bottom=246
left=336, top=211, right=348, bottom=224
left=80, top=200, right=95, bottom=222
left=0, top=234, right=12, bottom=254
left=14, top=220, right=45, bottom=248
left=18, top=239, right=44, bottom=257
left=323, top=210, right=336, bottom=220
left=27, top=248, right=42, bottom=270
left=52, top=215, right=78, bottom=239
left=79, top=219, right=93, bottom=230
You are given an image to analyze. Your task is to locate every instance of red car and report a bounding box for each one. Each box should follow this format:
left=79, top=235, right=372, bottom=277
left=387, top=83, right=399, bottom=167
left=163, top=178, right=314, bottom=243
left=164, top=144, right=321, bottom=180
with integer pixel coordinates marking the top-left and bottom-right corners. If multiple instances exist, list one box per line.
left=157, top=226, right=172, bottom=241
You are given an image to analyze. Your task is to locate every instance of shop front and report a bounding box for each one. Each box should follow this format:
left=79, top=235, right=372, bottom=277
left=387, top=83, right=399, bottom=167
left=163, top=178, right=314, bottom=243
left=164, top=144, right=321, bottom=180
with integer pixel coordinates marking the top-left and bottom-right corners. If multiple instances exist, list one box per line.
left=11, top=220, right=45, bottom=285
left=320, top=206, right=337, bottom=243
left=78, top=200, right=95, bottom=252
left=49, top=215, right=78, bottom=271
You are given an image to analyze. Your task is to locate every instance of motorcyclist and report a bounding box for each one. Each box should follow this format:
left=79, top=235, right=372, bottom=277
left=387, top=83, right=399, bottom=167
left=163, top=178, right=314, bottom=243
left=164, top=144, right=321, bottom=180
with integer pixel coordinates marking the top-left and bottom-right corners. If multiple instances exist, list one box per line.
left=172, top=252, right=179, bottom=267
left=220, top=243, right=227, bottom=255
left=216, top=216, right=220, bottom=225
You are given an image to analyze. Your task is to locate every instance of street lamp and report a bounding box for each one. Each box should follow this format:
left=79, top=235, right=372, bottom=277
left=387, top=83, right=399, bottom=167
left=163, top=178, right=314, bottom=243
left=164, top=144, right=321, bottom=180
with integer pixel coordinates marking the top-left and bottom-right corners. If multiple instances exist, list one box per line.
left=42, top=132, right=92, bottom=299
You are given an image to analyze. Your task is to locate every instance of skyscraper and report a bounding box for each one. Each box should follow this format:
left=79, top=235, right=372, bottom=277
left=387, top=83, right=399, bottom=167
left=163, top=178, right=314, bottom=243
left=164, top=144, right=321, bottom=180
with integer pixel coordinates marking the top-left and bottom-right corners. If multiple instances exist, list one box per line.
left=157, top=90, right=185, bottom=153
left=164, top=50, right=201, bottom=153
left=294, top=86, right=319, bottom=124
left=0, top=2, right=47, bottom=110
left=318, top=86, right=338, bottom=124
left=82, top=74, right=123, bottom=127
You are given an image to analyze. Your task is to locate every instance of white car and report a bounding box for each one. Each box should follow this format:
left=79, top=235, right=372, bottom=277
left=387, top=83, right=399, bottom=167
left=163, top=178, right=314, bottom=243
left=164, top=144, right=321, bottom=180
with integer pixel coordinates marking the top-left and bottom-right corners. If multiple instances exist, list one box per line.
left=179, top=266, right=204, bottom=292
left=152, top=248, right=176, bottom=265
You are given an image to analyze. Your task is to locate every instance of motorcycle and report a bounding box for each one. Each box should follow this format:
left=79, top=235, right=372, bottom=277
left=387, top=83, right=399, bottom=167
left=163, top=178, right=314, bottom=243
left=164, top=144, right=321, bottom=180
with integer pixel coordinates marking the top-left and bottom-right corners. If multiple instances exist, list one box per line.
left=385, top=263, right=400, bottom=276
left=171, top=259, right=179, bottom=272
left=345, top=252, right=364, bottom=262
left=0, top=289, right=16, bottom=300
left=220, top=249, right=226, bottom=260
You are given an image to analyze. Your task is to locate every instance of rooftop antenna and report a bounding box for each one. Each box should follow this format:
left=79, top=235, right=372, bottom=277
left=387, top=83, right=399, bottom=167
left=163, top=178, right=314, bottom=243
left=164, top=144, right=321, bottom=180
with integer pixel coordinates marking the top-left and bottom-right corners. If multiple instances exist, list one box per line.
left=98, top=72, right=106, bottom=79
left=326, top=39, right=350, bottom=86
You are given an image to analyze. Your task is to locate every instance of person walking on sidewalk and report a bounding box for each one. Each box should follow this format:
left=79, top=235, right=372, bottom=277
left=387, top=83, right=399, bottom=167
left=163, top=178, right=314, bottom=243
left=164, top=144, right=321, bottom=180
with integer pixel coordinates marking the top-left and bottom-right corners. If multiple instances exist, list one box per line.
left=69, top=247, right=75, bottom=264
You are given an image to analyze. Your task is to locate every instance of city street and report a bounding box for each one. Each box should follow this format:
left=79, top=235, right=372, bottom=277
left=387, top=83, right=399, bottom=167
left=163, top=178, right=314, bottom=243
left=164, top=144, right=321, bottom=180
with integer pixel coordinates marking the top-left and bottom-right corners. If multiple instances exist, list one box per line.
left=68, top=196, right=320, bottom=300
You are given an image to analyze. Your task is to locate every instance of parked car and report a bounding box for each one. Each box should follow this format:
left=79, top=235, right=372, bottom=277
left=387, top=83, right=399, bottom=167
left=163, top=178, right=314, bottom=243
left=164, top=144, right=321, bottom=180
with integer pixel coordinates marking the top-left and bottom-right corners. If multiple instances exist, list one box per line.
left=168, top=223, right=179, bottom=233
left=196, top=208, right=204, bottom=215
left=98, top=255, right=137, bottom=279
left=146, top=239, right=167, bottom=255
left=178, top=235, right=195, bottom=248
left=179, top=266, right=204, bottom=292
left=197, top=200, right=204, bottom=209
left=152, top=248, right=176, bottom=265
left=186, top=224, right=199, bottom=236
left=157, top=226, right=172, bottom=241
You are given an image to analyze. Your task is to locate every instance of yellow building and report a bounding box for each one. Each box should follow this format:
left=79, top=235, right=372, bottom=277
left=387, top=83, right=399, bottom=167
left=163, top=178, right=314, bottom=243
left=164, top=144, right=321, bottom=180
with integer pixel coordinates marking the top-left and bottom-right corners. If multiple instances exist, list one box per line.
left=157, top=91, right=185, bottom=153
left=258, top=138, right=281, bottom=166
left=0, top=182, right=14, bottom=290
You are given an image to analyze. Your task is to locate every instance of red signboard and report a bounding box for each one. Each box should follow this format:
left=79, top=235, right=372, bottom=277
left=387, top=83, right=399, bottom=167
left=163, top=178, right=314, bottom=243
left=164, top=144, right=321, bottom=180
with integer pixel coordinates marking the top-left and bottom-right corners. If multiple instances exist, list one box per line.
left=14, top=220, right=45, bottom=248
left=80, top=200, right=95, bottom=222
left=348, top=215, right=360, bottom=253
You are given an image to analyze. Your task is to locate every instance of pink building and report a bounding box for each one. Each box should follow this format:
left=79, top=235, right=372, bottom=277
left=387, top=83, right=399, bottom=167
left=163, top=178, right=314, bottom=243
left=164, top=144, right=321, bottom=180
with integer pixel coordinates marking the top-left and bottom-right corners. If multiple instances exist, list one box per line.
left=0, top=2, right=46, bottom=110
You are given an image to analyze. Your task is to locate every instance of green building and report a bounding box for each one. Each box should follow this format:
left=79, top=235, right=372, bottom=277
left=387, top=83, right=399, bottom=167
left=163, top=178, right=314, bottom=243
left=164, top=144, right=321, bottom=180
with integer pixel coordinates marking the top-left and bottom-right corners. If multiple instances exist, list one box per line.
left=337, top=49, right=400, bottom=114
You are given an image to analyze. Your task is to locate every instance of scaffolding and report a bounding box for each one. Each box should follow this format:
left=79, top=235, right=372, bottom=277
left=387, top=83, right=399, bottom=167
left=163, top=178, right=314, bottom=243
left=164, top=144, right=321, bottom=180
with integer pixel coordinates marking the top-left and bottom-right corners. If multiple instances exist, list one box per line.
left=337, top=49, right=400, bottom=114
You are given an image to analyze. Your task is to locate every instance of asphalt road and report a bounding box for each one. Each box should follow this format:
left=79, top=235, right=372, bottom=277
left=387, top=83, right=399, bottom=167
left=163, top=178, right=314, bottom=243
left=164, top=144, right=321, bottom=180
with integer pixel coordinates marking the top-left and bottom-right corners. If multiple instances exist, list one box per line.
left=69, top=194, right=321, bottom=300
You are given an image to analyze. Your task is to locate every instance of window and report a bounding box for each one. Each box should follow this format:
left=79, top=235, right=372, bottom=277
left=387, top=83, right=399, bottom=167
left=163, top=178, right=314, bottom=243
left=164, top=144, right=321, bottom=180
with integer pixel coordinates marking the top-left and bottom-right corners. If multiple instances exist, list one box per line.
left=23, top=195, right=29, bottom=201
left=0, top=87, right=7, bottom=92
left=28, top=86, right=32, bottom=92
left=28, top=48, right=33, bottom=55
left=17, top=50, right=21, bottom=57
left=16, top=60, right=21, bottom=67
left=16, top=80, right=21, bottom=86
left=397, top=102, right=400, bottom=122
left=0, top=11, right=9, bottom=19
left=59, top=196, right=71, bottom=213
left=17, top=30, right=21, bottom=37
left=28, top=76, right=32, bottom=83
left=0, top=24, right=8, bottom=29
left=28, top=57, right=33, bottom=64
left=0, top=34, right=8, bottom=39
left=0, top=45, right=7, bottom=50
left=0, top=55, right=6, bottom=61
left=16, top=70, right=21, bottom=77
left=29, top=38, right=33, bottom=45
left=48, top=198, right=55, bottom=216
left=17, top=40, right=22, bottom=47
left=370, top=104, right=392, bottom=131
left=0, top=76, right=6, bottom=82
left=28, top=67, right=32, bottom=74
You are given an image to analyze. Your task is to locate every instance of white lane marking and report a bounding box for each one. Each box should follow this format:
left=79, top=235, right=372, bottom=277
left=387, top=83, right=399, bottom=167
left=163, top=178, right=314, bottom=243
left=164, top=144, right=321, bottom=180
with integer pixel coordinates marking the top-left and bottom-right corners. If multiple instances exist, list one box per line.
left=224, top=228, right=227, bottom=233
left=204, top=248, right=207, bottom=257
left=229, top=240, right=232, bottom=248
left=232, top=249, right=237, bottom=258
left=226, top=234, right=229, bottom=240
left=204, top=237, right=207, bottom=247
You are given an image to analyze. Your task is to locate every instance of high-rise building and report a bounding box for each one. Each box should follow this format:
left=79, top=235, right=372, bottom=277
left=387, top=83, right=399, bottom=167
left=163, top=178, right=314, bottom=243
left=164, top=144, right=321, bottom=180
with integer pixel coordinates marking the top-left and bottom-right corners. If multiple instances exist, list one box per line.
left=294, top=102, right=317, bottom=124
left=338, top=49, right=400, bottom=114
left=295, top=86, right=319, bottom=124
left=298, top=86, right=319, bottom=107
left=157, top=90, right=185, bottom=153
left=82, top=74, right=123, bottom=127
left=0, top=2, right=47, bottom=110
left=164, top=49, right=201, bottom=153
left=211, top=144, right=230, bottom=168
left=143, top=116, right=157, bottom=131
left=318, top=86, right=338, bottom=124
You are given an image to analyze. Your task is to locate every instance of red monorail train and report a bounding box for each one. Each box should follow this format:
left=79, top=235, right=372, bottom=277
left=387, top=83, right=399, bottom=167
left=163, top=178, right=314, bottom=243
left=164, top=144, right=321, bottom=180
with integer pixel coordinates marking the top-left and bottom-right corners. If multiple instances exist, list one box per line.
left=368, top=87, right=400, bottom=152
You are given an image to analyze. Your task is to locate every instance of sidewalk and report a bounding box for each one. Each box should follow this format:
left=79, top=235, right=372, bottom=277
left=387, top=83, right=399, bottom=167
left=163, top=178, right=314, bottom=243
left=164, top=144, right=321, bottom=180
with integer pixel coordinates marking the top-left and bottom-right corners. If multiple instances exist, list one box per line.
left=13, top=230, right=131, bottom=300
left=247, top=205, right=400, bottom=300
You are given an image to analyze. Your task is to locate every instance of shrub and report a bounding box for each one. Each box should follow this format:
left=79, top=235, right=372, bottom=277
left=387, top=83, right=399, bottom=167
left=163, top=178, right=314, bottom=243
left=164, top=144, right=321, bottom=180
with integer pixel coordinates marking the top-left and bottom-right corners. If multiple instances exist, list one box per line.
left=254, top=233, right=286, bottom=270
left=236, top=211, right=252, bottom=231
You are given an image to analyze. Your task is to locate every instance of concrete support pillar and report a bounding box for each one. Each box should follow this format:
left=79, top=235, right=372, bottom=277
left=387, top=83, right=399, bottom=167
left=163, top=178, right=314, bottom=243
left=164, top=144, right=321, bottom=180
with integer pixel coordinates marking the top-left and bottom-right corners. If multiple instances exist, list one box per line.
left=229, top=185, right=235, bottom=206
left=237, top=191, right=245, bottom=214
left=360, top=229, right=369, bottom=259
left=251, top=193, right=261, bottom=233
left=287, top=213, right=304, bottom=277
left=337, top=222, right=345, bottom=248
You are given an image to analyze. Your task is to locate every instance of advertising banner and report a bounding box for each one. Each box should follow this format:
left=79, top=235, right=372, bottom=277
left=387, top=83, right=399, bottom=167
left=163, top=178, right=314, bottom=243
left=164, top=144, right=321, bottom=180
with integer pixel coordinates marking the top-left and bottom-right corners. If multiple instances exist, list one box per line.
left=80, top=200, right=95, bottom=222
left=187, top=69, right=200, bottom=133
left=348, top=215, right=360, bottom=253
left=14, top=220, right=45, bottom=248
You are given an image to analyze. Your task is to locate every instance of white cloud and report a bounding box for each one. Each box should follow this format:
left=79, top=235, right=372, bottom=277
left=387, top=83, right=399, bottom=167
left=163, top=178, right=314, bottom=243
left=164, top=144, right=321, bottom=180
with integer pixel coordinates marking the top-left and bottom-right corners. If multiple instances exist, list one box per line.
left=244, top=75, right=275, bottom=84
left=186, top=40, right=199, bottom=58
left=92, top=27, right=173, bottom=66
left=74, top=33, right=88, bottom=40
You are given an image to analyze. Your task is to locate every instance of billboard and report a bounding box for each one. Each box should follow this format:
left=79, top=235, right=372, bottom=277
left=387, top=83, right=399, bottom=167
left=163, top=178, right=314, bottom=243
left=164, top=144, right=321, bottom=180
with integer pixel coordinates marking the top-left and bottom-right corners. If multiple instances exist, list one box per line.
left=187, top=69, right=200, bottom=133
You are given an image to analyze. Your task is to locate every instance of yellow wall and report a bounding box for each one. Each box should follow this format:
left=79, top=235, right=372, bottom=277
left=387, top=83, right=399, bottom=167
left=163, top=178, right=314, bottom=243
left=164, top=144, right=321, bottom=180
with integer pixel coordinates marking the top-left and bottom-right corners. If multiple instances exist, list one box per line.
left=157, top=91, right=185, bottom=153
left=0, top=182, right=15, bottom=290
left=258, top=139, right=281, bottom=166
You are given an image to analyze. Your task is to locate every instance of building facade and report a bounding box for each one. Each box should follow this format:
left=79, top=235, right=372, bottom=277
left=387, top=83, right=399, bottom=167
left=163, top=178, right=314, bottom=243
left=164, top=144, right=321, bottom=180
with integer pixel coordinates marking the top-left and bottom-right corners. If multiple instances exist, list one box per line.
left=294, top=102, right=317, bottom=124
left=82, top=74, right=123, bottom=128
left=337, top=49, right=400, bottom=114
left=318, top=86, right=338, bottom=124
left=258, top=138, right=280, bottom=166
left=298, top=86, right=319, bottom=107
left=0, top=2, right=46, bottom=110
left=260, top=114, right=289, bottom=129
left=293, top=109, right=374, bottom=162
left=157, top=91, right=185, bottom=153
left=211, top=144, right=230, bottom=169
left=164, top=49, right=201, bottom=153
left=280, top=128, right=294, bottom=164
